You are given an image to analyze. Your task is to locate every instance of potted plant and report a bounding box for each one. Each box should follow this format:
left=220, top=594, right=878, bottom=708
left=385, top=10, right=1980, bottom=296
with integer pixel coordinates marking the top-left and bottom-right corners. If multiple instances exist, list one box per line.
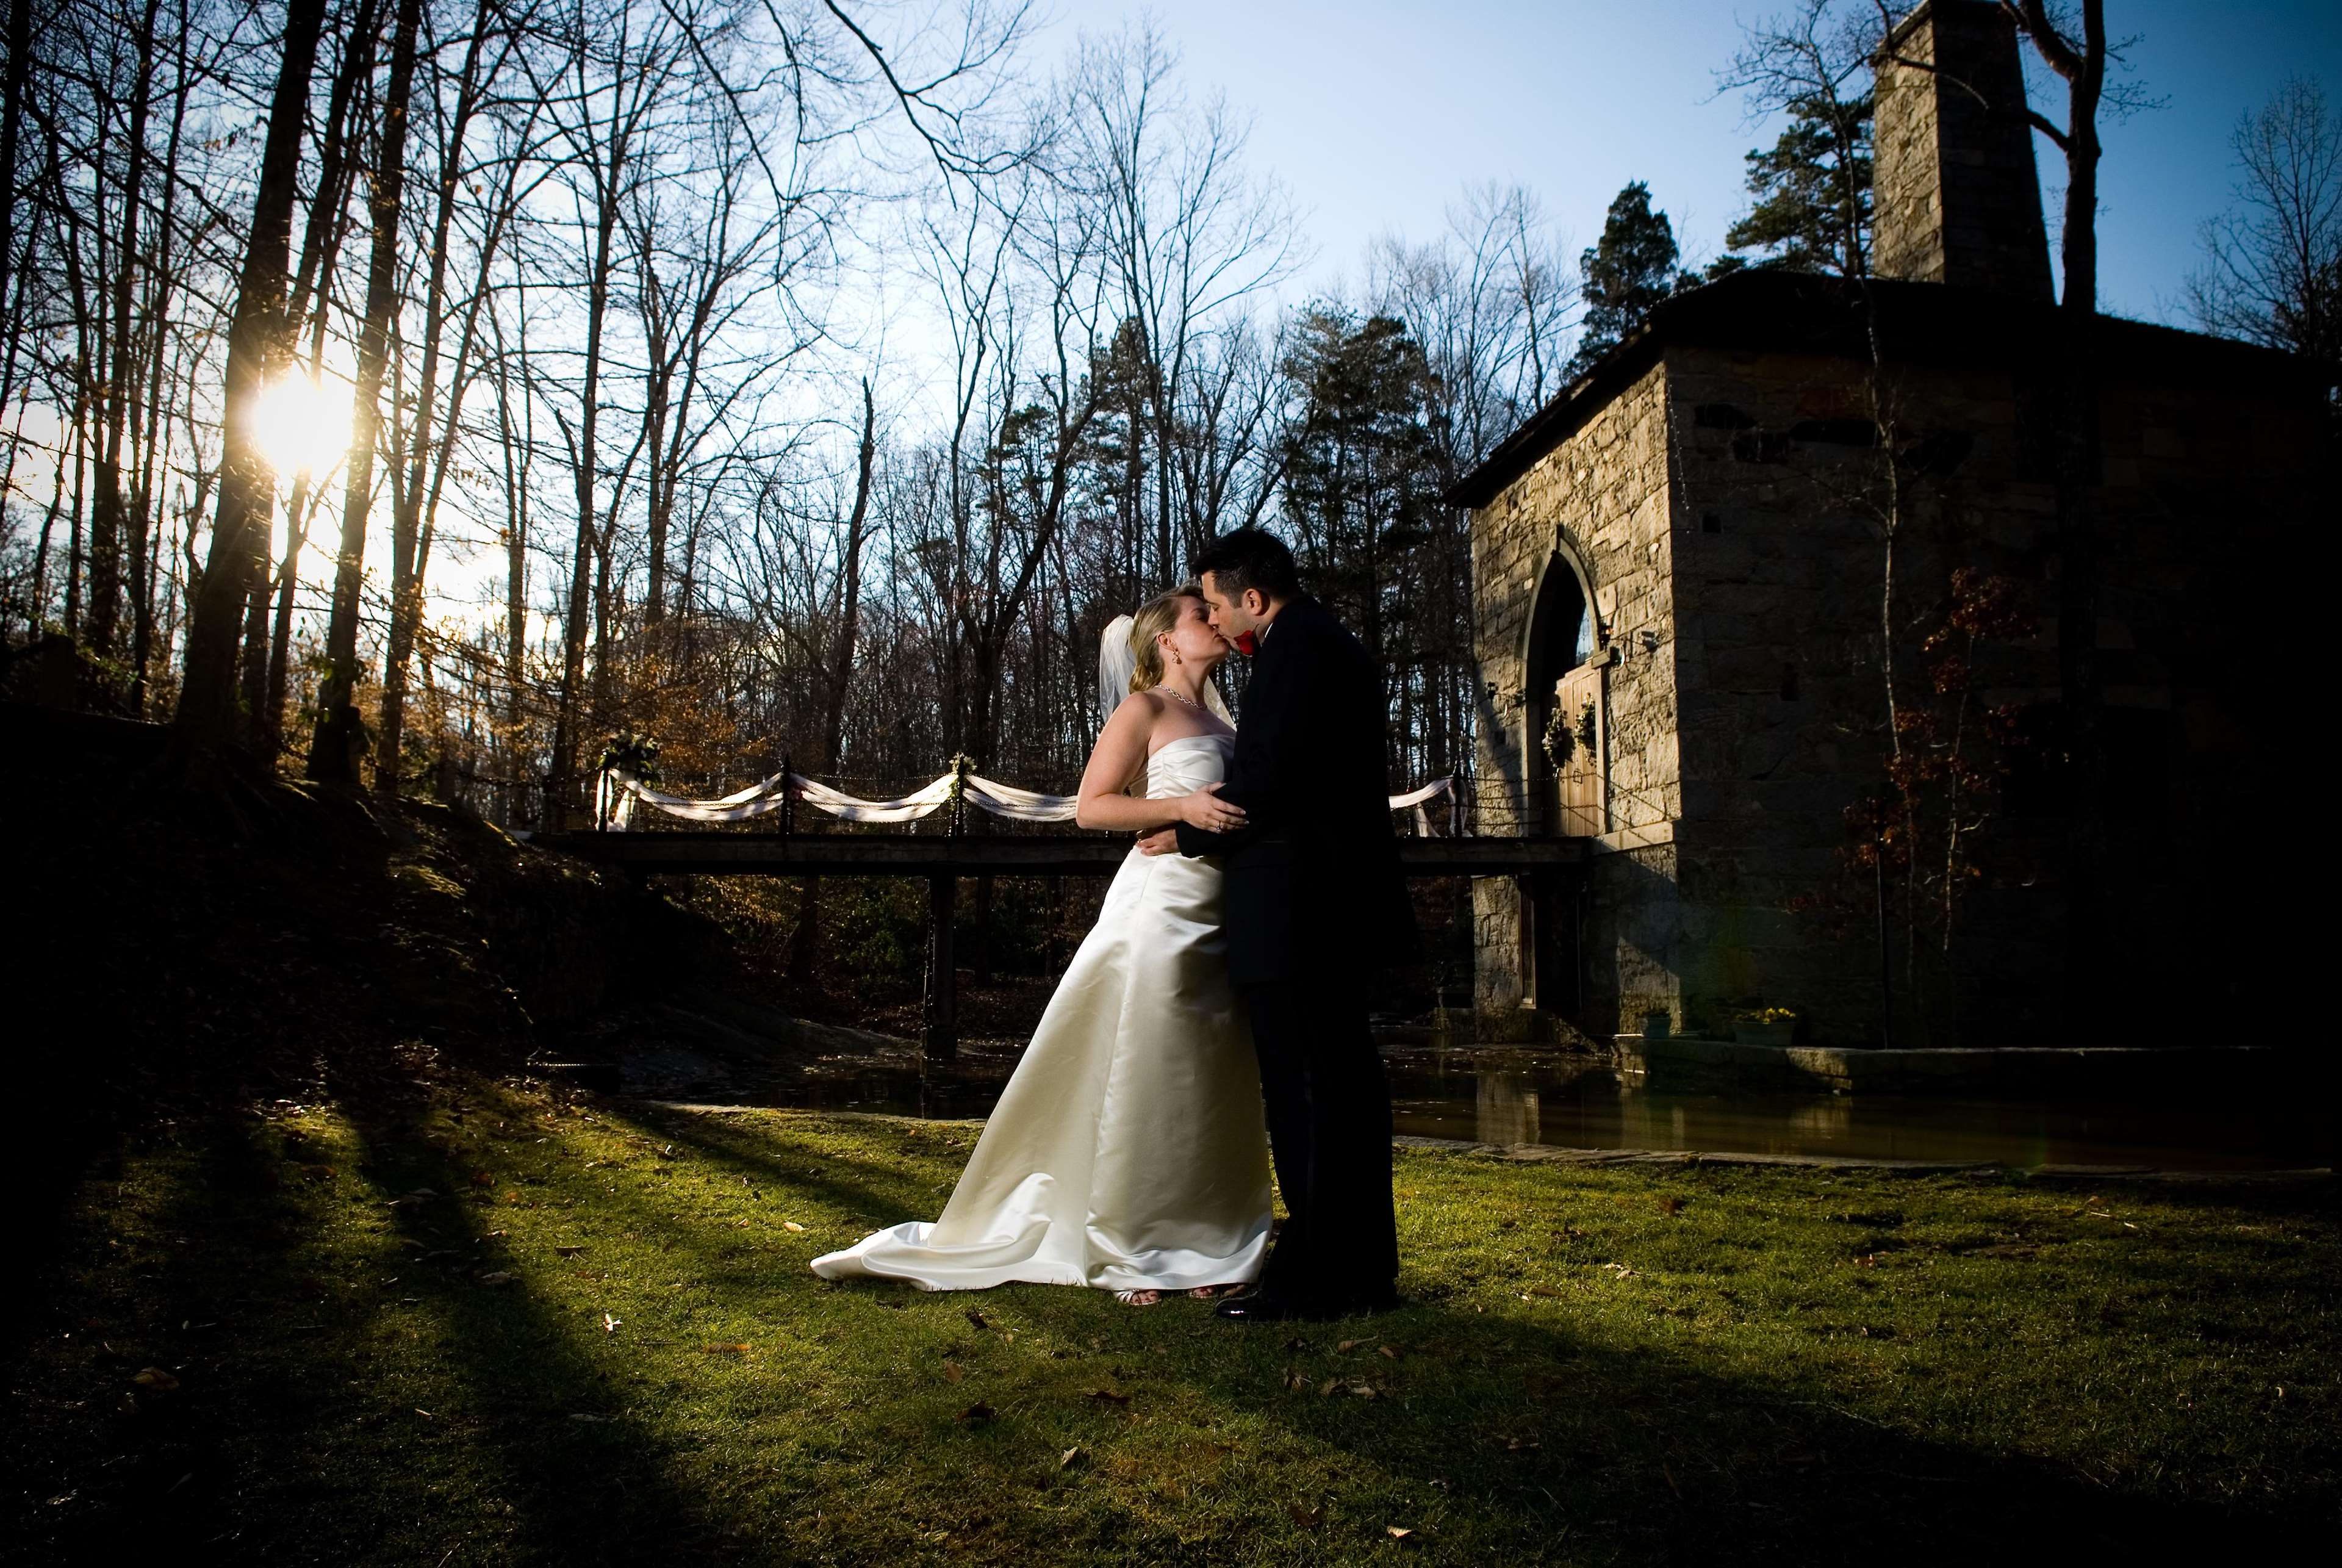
left=1731, top=1007, right=1798, bottom=1046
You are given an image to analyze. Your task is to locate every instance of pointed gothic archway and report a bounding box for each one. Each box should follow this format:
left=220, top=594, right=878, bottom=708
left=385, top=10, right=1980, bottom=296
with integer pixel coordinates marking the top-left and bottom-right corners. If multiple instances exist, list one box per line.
left=1513, top=538, right=1603, bottom=1015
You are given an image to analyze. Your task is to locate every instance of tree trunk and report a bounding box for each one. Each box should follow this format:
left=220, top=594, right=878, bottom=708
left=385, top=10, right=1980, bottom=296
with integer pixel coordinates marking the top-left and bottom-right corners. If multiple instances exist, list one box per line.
left=2010, top=0, right=2110, bottom=1038
left=88, top=0, right=162, bottom=661
left=550, top=100, right=634, bottom=826
left=307, top=0, right=420, bottom=786
left=0, top=0, right=32, bottom=332
left=791, top=379, right=878, bottom=984
left=170, top=0, right=328, bottom=765
left=376, top=0, right=494, bottom=796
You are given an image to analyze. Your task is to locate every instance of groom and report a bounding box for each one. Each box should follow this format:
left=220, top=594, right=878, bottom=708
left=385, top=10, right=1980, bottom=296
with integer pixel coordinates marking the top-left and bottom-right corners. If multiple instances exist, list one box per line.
left=1139, top=528, right=1408, bottom=1320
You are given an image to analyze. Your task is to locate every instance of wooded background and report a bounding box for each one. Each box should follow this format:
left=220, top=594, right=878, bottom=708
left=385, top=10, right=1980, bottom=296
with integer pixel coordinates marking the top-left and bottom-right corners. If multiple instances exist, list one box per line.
left=0, top=0, right=1584, bottom=823
left=0, top=0, right=2326, bottom=841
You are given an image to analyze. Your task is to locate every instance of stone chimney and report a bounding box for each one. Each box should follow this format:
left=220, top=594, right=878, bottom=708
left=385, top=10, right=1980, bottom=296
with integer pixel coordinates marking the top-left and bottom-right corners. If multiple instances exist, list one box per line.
left=1872, top=1, right=2054, bottom=300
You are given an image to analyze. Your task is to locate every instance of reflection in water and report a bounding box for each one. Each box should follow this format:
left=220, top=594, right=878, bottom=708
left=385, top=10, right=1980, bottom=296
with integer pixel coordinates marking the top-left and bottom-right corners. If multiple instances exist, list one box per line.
left=1391, top=1064, right=2331, bottom=1171
left=1476, top=1074, right=1540, bottom=1147
left=752, top=1052, right=2333, bottom=1172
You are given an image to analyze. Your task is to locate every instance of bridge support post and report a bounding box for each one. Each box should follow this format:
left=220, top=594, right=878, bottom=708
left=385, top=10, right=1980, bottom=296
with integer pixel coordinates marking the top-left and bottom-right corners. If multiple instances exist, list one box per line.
left=923, top=874, right=957, bottom=1062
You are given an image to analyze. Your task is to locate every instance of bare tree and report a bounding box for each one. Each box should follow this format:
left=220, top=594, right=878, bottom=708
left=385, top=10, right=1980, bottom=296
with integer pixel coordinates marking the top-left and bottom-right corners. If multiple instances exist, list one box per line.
left=2186, top=77, right=2341, bottom=411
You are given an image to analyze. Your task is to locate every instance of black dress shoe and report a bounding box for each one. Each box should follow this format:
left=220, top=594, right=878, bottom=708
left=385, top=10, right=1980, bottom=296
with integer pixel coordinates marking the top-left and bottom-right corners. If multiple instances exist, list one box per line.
left=1215, top=1288, right=1400, bottom=1322
left=1213, top=1289, right=1313, bottom=1322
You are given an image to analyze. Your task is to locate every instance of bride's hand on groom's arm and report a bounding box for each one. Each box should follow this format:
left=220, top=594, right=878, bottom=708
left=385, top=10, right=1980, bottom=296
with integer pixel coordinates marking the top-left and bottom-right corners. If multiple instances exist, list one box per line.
left=1176, top=783, right=1246, bottom=833
left=1137, top=827, right=1180, bottom=856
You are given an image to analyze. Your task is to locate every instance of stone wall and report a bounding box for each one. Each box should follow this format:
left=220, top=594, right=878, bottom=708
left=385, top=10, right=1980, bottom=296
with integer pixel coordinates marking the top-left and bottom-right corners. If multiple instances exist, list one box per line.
left=1468, top=363, right=1681, bottom=1038
left=1661, top=345, right=2053, bottom=1043
left=1655, top=334, right=2321, bottom=1045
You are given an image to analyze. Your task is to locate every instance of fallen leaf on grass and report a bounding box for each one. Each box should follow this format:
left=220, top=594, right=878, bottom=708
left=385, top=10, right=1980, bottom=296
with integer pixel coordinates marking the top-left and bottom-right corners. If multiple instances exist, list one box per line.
left=943, top=1362, right=964, bottom=1384
left=783, top=1221, right=805, bottom=1233
left=1288, top=1503, right=1323, bottom=1531
left=1522, top=1285, right=1565, bottom=1299
left=1657, top=1196, right=1684, bottom=1215
left=1504, top=1436, right=1539, bottom=1451
left=1088, top=1389, right=1131, bottom=1406
left=1320, top=1379, right=1378, bottom=1399
left=1378, top=1345, right=1399, bottom=1359
left=1283, top=1368, right=1309, bottom=1392
left=1387, top=1525, right=1415, bottom=1541
left=555, top=1246, right=584, bottom=1258
left=476, top=1271, right=515, bottom=1287
left=956, top=1402, right=994, bottom=1425
left=1601, top=1262, right=1637, bottom=1279
left=702, top=1343, right=751, bottom=1355
left=1059, top=1446, right=1082, bottom=1470
left=470, top=1171, right=495, bottom=1187
left=601, top=1314, right=621, bottom=1333
left=568, top=1412, right=612, bottom=1424
left=1337, top=1339, right=1367, bottom=1353
left=132, top=1368, right=179, bottom=1392
left=965, top=1309, right=990, bottom=1331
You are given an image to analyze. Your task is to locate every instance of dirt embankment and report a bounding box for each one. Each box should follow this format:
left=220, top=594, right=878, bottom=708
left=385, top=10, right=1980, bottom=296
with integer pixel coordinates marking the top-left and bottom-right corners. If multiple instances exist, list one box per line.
left=10, top=716, right=719, bottom=1168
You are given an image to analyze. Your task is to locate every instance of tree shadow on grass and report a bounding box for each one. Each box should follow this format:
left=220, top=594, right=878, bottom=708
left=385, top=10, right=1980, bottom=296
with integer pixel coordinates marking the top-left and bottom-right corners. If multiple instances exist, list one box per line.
left=17, top=1106, right=749, bottom=1566
left=602, top=1102, right=956, bottom=1237
left=1149, top=1299, right=2277, bottom=1562
left=331, top=1108, right=751, bottom=1563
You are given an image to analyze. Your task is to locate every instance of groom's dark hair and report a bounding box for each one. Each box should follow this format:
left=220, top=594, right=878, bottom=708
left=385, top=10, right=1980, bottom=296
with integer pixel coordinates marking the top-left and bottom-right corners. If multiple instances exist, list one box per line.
left=1193, top=528, right=1300, bottom=603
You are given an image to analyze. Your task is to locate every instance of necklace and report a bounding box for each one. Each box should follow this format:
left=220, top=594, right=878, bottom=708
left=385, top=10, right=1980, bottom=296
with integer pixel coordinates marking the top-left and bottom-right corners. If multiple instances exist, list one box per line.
left=1158, top=685, right=1204, bottom=711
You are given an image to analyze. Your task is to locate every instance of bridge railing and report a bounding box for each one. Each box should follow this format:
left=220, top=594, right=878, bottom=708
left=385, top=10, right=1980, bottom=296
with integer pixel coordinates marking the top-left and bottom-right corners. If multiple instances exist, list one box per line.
left=591, top=760, right=1480, bottom=838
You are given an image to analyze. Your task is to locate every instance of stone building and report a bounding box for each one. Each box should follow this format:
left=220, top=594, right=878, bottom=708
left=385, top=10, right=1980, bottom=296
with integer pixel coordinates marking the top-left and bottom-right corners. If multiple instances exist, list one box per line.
left=1454, top=1, right=2326, bottom=1047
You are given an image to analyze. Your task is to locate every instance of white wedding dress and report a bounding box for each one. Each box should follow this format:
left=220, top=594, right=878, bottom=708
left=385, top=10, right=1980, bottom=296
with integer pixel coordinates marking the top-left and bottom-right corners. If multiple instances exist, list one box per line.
left=811, top=732, right=1274, bottom=1293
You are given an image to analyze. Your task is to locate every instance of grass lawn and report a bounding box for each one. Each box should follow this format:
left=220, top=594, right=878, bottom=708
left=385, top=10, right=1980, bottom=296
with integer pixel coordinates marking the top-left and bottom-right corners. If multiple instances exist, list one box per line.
left=8, top=1077, right=2336, bottom=1564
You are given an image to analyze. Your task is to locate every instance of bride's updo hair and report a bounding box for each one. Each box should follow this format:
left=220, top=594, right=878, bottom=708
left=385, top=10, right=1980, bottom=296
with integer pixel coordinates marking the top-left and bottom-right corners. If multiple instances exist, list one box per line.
left=1126, top=584, right=1205, bottom=694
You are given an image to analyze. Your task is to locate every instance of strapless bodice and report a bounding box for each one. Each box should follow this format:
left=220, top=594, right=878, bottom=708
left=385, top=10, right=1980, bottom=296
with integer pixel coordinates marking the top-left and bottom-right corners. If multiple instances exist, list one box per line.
left=1144, top=732, right=1234, bottom=799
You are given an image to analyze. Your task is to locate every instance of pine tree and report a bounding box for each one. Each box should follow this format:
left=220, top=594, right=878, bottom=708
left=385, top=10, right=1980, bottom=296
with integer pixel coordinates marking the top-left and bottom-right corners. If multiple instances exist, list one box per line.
left=1568, top=182, right=1695, bottom=378
left=1279, top=309, right=1443, bottom=679
left=1723, top=91, right=1874, bottom=276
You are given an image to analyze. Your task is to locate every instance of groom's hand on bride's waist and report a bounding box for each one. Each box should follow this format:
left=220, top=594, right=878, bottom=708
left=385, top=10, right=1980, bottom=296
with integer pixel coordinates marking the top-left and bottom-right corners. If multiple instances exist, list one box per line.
left=1137, top=827, right=1180, bottom=856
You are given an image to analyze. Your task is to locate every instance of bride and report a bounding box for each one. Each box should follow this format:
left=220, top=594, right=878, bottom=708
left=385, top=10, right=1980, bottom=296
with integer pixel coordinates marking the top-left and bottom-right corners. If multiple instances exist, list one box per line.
left=810, top=586, right=1274, bottom=1304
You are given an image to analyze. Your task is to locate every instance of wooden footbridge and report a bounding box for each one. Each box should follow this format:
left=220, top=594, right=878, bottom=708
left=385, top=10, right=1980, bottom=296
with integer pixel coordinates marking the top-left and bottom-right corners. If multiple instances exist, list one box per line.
left=545, top=820, right=1585, bottom=1060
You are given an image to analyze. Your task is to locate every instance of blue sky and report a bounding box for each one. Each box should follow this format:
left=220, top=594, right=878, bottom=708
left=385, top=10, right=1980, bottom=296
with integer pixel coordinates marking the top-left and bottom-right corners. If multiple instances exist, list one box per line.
left=1038, top=1, right=2342, bottom=326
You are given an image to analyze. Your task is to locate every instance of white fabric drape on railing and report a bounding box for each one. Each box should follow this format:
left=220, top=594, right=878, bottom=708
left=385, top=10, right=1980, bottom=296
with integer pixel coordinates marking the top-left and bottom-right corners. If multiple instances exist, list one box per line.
left=594, top=768, right=1465, bottom=834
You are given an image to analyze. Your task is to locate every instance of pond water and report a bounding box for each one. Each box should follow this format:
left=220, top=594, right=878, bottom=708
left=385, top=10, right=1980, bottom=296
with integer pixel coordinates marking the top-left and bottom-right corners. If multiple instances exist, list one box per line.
left=749, top=1051, right=2332, bottom=1172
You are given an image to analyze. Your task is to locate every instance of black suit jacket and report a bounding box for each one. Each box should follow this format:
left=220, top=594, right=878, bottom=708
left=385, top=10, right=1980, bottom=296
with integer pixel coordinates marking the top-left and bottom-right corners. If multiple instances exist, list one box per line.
left=1176, top=595, right=1412, bottom=987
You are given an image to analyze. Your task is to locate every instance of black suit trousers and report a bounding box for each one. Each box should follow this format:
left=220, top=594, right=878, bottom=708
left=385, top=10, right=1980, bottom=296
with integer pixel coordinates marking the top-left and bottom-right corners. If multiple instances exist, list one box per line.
left=1241, top=978, right=1398, bottom=1305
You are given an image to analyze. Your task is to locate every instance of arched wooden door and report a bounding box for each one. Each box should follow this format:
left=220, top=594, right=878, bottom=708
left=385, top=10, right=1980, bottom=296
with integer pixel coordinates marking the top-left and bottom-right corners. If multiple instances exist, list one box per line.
left=1546, top=660, right=1606, bottom=837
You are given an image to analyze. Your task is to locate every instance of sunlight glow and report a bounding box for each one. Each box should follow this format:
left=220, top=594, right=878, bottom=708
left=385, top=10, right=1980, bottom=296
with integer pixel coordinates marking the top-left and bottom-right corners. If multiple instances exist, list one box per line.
left=253, top=372, right=353, bottom=481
